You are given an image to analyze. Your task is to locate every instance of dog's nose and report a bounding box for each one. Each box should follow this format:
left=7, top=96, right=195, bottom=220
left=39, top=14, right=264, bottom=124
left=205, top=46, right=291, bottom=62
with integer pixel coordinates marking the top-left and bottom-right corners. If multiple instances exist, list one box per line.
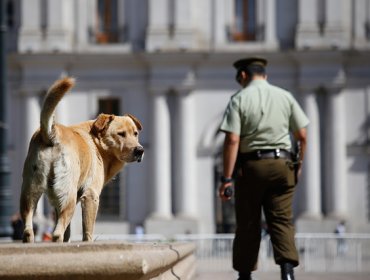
left=134, top=146, right=144, bottom=162
left=134, top=146, right=144, bottom=156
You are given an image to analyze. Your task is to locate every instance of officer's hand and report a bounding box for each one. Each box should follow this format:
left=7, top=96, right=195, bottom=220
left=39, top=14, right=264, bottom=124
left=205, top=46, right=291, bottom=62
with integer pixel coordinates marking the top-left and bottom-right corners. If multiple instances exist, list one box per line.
left=219, top=182, right=233, bottom=201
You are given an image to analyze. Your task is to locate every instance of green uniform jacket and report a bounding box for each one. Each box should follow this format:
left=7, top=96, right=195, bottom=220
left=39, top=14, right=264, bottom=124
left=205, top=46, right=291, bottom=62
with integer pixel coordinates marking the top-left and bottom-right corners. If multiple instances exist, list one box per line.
left=220, top=79, right=309, bottom=152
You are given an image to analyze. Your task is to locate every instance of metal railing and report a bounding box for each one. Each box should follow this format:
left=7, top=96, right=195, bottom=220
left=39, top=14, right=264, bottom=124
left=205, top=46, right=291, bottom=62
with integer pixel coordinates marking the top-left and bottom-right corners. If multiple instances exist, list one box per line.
left=174, top=233, right=370, bottom=273
left=294, top=233, right=370, bottom=272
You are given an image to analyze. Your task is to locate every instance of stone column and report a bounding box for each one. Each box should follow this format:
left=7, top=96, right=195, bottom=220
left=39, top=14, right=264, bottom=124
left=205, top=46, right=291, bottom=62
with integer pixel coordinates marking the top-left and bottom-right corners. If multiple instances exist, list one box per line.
left=214, top=0, right=228, bottom=46
left=75, top=0, right=89, bottom=48
left=295, top=0, right=321, bottom=49
left=149, top=93, right=172, bottom=219
left=325, top=89, right=347, bottom=219
left=324, top=0, right=351, bottom=48
left=173, top=0, right=195, bottom=49
left=174, top=92, right=197, bottom=218
left=301, top=91, right=322, bottom=219
left=18, top=0, right=43, bottom=52
left=174, top=0, right=190, bottom=29
left=146, top=0, right=169, bottom=51
left=264, top=0, right=277, bottom=48
left=46, top=0, right=74, bottom=51
left=353, top=0, right=369, bottom=49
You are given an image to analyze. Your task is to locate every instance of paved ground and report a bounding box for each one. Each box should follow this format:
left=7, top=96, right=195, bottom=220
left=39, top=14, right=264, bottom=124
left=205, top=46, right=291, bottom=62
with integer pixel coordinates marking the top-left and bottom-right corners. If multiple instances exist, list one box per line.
left=194, top=271, right=370, bottom=280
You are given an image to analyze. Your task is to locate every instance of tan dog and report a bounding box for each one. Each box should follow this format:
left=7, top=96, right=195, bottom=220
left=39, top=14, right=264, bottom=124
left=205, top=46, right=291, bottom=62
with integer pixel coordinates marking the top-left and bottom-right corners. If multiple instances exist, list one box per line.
left=20, top=77, right=144, bottom=242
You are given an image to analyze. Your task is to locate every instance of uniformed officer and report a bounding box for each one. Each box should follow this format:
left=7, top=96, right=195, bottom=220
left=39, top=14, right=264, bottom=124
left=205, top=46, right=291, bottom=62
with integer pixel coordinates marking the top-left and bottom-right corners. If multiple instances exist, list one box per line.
left=218, top=57, right=309, bottom=280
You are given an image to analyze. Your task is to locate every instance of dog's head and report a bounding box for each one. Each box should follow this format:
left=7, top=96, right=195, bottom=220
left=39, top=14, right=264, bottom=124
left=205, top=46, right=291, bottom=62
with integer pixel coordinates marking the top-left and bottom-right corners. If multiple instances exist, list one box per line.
left=92, top=113, right=144, bottom=163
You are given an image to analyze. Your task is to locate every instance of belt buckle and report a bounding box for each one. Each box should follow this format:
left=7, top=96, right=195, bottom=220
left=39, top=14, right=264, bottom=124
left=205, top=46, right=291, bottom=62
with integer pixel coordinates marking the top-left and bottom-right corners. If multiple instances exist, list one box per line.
left=275, top=149, right=281, bottom=159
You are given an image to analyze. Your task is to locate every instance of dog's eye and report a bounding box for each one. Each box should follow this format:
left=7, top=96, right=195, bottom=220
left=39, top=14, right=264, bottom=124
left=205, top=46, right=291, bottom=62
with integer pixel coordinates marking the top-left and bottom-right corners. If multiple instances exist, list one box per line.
left=118, top=131, right=126, bottom=138
left=134, top=131, right=138, bottom=137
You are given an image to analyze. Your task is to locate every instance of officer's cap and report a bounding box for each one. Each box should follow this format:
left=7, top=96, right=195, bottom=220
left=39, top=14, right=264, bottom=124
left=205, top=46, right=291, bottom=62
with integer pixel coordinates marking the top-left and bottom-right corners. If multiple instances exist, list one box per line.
left=233, top=57, right=268, bottom=70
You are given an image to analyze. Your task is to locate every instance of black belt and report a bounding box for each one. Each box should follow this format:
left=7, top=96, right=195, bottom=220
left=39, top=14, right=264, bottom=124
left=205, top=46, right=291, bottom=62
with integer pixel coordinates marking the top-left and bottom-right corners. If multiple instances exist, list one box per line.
left=241, top=149, right=292, bottom=161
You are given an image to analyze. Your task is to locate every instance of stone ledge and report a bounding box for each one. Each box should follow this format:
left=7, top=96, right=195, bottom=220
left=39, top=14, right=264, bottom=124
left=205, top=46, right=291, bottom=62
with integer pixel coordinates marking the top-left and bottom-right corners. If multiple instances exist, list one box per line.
left=0, top=241, right=196, bottom=280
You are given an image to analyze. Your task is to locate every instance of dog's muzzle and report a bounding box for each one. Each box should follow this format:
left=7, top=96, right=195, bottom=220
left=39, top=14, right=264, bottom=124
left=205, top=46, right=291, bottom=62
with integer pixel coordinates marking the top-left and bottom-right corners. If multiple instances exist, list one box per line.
left=134, top=146, right=144, bottom=162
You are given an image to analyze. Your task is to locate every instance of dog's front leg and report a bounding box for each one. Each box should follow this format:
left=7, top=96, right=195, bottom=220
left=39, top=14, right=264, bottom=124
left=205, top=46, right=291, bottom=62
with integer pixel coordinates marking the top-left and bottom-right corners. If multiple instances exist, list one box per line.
left=81, top=189, right=100, bottom=241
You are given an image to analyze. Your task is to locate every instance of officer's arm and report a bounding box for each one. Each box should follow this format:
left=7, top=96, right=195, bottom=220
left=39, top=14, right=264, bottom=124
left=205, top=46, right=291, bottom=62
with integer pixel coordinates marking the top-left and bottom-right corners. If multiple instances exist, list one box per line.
left=293, top=127, right=307, bottom=162
left=222, top=132, right=240, bottom=179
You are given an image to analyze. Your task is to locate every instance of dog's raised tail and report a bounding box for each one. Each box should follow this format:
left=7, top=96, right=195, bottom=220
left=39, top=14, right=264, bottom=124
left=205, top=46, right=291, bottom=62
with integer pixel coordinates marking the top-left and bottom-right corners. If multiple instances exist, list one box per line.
left=40, top=77, right=75, bottom=144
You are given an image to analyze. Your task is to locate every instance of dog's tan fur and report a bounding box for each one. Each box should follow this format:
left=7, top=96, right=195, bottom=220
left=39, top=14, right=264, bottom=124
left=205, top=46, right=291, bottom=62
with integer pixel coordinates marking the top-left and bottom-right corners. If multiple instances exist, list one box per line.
left=20, top=77, right=144, bottom=242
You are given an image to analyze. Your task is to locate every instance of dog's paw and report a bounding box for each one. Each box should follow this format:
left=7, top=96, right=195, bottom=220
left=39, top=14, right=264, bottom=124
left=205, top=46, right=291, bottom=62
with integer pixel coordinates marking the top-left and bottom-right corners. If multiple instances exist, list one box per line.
left=52, top=233, right=64, bottom=242
left=22, top=229, right=34, bottom=243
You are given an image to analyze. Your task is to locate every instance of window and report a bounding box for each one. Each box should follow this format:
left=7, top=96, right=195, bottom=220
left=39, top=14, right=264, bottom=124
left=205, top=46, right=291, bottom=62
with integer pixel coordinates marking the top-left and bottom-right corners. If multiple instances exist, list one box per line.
left=97, top=98, right=122, bottom=218
left=232, top=0, right=256, bottom=41
left=96, top=0, right=119, bottom=43
left=98, top=98, right=120, bottom=115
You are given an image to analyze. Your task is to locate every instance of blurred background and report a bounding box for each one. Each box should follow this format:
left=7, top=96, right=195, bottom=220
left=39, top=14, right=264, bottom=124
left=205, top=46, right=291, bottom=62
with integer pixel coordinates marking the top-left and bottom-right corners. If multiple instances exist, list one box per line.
left=0, top=1, right=370, bottom=272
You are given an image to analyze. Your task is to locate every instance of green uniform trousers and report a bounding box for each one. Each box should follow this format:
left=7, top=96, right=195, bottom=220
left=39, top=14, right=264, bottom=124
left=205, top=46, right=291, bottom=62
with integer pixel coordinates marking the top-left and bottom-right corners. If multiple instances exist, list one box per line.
left=233, top=157, right=299, bottom=273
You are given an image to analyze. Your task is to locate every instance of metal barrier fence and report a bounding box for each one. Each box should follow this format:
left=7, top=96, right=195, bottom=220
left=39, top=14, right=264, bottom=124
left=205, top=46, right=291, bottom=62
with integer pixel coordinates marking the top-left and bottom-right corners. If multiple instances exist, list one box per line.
left=74, top=233, right=370, bottom=273
left=174, top=233, right=370, bottom=273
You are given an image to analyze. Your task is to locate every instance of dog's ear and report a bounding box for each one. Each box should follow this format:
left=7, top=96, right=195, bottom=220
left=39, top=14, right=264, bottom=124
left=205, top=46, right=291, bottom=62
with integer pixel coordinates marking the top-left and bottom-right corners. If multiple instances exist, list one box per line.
left=126, top=114, right=142, bottom=131
left=92, top=114, right=115, bottom=136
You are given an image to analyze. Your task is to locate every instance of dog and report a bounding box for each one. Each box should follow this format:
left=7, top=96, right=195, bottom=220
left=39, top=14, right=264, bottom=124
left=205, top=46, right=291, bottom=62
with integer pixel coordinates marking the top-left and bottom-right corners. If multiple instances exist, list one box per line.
left=20, top=77, right=144, bottom=242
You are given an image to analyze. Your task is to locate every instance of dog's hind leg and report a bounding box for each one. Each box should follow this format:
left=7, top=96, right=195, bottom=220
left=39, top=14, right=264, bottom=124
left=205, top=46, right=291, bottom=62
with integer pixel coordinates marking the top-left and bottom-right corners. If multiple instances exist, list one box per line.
left=20, top=185, right=43, bottom=243
left=53, top=197, right=76, bottom=242
left=53, top=210, right=71, bottom=242
left=81, top=188, right=100, bottom=241
left=63, top=223, right=71, bottom=242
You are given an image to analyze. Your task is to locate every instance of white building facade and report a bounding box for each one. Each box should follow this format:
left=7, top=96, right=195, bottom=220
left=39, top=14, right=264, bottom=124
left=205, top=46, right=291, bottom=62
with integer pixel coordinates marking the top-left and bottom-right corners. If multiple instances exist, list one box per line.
left=5, top=0, right=370, bottom=237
